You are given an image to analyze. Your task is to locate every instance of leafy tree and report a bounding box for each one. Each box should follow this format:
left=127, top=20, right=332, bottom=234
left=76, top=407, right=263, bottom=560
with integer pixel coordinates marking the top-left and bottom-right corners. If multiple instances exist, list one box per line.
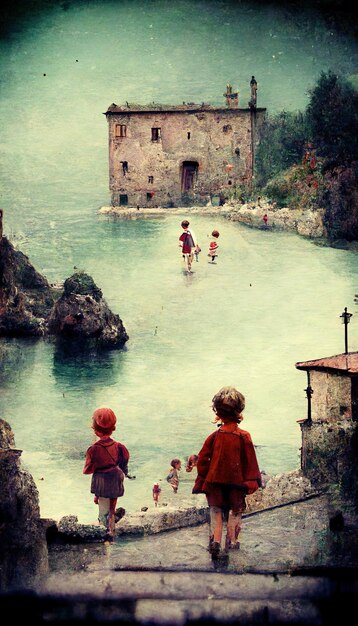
left=305, top=71, right=358, bottom=168
left=255, top=111, right=308, bottom=186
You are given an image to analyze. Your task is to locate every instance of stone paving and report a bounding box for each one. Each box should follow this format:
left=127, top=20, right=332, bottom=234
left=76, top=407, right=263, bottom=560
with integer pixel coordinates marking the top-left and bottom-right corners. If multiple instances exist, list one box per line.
left=15, top=494, right=355, bottom=625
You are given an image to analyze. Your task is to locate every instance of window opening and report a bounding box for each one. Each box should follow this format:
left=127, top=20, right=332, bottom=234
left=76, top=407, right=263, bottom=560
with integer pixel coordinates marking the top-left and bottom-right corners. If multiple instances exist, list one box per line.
left=148, top=175, right=154, bottom=184
left=151, top=127, right=161, bottom=141
left=119, top=194, right=128, bottom=206
left=116, top=124, right=127, bottom=138
left=187, top=132, right=191, bottom=140
left=121, top=161, right=128, bottom=175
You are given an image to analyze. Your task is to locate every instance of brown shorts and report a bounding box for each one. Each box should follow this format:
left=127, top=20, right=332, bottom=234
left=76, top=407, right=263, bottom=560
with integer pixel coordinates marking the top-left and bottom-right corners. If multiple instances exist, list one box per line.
left=205, top=484, right=246, bottom=512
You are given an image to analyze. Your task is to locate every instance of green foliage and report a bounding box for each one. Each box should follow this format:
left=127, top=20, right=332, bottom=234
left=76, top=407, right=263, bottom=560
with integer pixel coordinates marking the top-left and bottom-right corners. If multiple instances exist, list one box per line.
left=255, top=111, right=308, bottom=186
left=305, top=70, right=358, bottom=168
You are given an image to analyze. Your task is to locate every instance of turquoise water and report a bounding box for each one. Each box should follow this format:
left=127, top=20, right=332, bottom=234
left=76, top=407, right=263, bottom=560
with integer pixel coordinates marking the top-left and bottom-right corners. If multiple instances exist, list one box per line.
left=1, top=213, right=357, bottom=522
left=0, top=1, right=357, bottom=522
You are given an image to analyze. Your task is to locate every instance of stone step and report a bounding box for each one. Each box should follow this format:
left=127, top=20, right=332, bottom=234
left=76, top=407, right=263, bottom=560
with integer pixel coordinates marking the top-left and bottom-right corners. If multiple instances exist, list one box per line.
left=3, top=570, right=356, bottom=625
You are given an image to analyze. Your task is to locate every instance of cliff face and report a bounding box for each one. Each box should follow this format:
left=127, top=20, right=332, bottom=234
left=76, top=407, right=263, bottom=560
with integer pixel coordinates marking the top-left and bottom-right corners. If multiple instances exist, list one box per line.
left=0, top=237, right=60, bottom=336
left=0, top=238, right=129, bottom=348
left=0, top=418, right=49, bottom=591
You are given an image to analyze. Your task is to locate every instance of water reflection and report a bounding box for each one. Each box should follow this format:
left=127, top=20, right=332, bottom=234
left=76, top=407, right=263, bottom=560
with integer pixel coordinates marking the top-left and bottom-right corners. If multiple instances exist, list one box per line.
left=52, top=339, right=126, bottom=387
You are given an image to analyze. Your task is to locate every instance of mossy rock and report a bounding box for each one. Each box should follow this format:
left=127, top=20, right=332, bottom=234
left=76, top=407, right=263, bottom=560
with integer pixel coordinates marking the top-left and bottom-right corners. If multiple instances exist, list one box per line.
left=63, top=272, right=102, bottom=301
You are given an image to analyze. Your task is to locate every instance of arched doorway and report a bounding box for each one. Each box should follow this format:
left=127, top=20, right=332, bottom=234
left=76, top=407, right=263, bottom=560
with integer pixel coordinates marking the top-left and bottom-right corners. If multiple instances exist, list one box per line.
left=181, top=161, right=198, bottom=192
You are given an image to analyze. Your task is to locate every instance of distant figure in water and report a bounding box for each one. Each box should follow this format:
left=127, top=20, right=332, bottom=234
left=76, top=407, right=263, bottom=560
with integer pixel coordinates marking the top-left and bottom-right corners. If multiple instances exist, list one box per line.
left=83, top=407, right=129, bottom=541
left=186, top=454, right=199, bottom=473
left=152, top=482, right=161, bottom=507
left=166, top=458, right=181, bottom=493
left=208, top=230, right=220, bottom=263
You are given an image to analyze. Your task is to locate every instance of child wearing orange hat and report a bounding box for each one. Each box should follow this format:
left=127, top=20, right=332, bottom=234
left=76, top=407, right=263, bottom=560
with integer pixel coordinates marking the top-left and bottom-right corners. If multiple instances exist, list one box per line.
left=83, top=407, right=130, bottom=540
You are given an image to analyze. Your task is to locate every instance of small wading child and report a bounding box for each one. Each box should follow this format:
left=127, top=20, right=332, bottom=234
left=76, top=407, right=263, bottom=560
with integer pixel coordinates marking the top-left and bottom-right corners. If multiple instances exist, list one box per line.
left=83, top=407, right=129, bottom=540
left=192, top=387, right=261, bottom=559
left=208, top=230, right=219, bottom=263
left=152, top=482, right=161, bottom=507
left=166, top=458, right=181, bottom=493
left=185, top=454, right=199, bottom=473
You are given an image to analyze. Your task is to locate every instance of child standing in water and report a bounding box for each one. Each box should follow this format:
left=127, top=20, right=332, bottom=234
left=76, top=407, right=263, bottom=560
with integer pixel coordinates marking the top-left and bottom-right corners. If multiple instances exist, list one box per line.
left=83, top=407, right=129, bottom=540
left=166, top=458, right=181, bottom=493
left=179, top=220, right=199, bottom=273
left=152, top=482, right=162, bottom=506
left=208, top=230, right=219, bottom=263
left=192, top=386, right=261, bottom=559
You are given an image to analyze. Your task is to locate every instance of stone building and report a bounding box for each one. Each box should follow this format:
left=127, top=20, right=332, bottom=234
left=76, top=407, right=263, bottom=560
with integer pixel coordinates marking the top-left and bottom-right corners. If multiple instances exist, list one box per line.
left=295, top=352, right=358, bottom=491
left=104, top=82, right=266, bottom=208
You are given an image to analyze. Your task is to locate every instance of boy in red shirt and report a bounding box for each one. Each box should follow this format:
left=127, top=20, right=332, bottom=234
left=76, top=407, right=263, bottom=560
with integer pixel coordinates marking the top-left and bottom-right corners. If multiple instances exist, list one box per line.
left=179, top=220, right=199, bottom=273
left=83, top=407, right=129, bottom=540
left=193, top=386, right=261, bottom=559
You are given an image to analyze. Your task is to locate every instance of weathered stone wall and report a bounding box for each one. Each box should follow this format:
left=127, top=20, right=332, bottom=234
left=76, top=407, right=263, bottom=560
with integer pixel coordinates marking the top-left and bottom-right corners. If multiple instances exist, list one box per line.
left=107, top=108, right=265, bottom=207
left=300, top=420, right=357, bottom=490
left=309, top=370, right=352, bottom=422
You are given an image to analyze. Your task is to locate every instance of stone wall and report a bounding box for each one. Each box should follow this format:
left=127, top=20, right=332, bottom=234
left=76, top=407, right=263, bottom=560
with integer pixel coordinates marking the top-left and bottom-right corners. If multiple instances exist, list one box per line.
left=107, top=107, right=265, bottom=208
left=299, top=420, right=358, bottom=496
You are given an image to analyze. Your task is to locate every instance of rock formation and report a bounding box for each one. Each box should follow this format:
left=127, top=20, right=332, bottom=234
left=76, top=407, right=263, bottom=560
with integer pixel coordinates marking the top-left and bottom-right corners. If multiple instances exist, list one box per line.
left=0, top=236, right=60, bottom=336
left=0, top=418, right=49, bottom=590
left=47, top=272, right=129, bottom=348
left=0, top=237, right=128, bottom=348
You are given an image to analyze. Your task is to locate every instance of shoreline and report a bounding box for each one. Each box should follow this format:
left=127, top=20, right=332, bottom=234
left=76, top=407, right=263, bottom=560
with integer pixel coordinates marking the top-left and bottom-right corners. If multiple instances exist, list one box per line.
left=98, top=203, right=358, bottom=251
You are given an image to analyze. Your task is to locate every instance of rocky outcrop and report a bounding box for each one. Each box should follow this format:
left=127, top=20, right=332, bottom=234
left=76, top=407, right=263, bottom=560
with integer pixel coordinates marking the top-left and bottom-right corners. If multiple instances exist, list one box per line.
left=47, top=272, right=129, bottom=348
left=0, top=418, right=49, bottom=590
left=0, top=237, right=60, bottom=336
left=0, top=238, right=128, bottom=348
left=225, top=201, right=327, bottom=238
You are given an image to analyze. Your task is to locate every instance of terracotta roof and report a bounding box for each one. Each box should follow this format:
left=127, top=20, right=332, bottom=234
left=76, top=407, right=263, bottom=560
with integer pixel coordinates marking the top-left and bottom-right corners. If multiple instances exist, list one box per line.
left=295, top=352, right=358, bottom=374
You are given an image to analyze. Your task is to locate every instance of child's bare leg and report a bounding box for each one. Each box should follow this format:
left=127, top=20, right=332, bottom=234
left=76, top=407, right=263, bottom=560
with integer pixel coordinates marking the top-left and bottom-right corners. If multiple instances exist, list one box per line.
left=209, top=506, right=224, bottom=544
left=98, top=497, right=110, bottom=527
left=225, top=510, right=242, bottom=550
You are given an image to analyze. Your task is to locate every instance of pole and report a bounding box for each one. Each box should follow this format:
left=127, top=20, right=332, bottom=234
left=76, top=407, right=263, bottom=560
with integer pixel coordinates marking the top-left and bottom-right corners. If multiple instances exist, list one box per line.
left=305, top=370, right=313, bottom=425
left=340, top=307, right=352, bottom=354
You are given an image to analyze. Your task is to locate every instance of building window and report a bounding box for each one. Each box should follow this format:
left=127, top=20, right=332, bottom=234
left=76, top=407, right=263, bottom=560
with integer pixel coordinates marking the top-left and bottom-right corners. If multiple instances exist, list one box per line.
left=147, top=192, right=154, bottom=201
left=187, top=132, right=191, bottom=140
left=119, top=194, right=128, bottom=206
left=148, top=175, right=154, bottom=184
left=121, top=161, right=128, bottom=175
left=115, top=124, right=127, bottom=138
left=151, top=127, right=161, bottom=141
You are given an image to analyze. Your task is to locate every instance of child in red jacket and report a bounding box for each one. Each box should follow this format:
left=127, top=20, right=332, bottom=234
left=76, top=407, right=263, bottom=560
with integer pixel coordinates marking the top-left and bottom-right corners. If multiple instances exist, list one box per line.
left=83, top=407, right=129, bottom=540
left=193, top=386, right=261, bottom=559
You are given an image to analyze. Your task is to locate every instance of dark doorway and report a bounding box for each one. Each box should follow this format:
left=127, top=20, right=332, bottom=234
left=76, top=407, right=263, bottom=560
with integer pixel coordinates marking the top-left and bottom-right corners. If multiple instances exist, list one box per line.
left=181, top=161, right=198, bottom=192
left=119, top=194, right=128, bottom=206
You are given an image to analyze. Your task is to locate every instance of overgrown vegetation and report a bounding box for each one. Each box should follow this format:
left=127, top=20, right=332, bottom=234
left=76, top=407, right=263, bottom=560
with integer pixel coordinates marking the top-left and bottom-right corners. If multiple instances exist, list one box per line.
left=255, top=71, right=358, bottom=241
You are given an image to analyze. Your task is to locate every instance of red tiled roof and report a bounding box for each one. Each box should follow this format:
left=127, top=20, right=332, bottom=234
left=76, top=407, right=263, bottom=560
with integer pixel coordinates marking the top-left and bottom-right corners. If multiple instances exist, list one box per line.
left=295, top=352, right=358, bottom=374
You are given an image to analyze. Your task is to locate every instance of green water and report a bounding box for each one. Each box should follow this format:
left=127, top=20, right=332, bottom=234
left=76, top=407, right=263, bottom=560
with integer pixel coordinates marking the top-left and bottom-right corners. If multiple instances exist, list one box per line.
left=0, top=0, right=357, bottom=522
left=1, top=213, right=357, bottom=521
